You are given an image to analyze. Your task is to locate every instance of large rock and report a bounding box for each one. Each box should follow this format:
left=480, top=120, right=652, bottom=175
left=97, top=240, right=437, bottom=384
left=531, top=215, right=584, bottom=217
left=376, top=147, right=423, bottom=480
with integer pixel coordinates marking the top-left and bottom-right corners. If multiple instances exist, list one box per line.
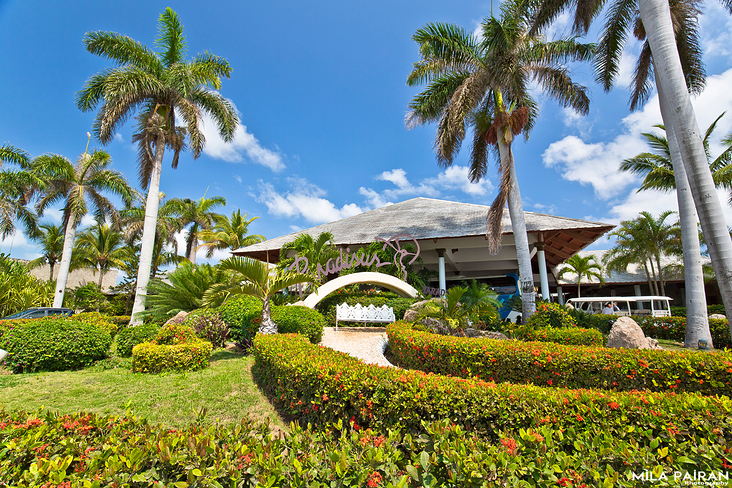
left=403, top=298, right=451, bottom=334
left=164, top=311, right=189, bottom=326
left=709, top=314, right=726, bottom=320
left=607, top=316, right=661, bottom=350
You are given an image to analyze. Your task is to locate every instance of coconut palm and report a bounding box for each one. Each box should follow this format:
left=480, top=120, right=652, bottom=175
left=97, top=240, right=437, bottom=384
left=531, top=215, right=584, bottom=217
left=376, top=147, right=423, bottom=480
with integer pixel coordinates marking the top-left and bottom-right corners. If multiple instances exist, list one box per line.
left=121, top=198, right=182, bottom=256
left=557, top=254, right=605, bottom=298
left=77, top=7, right=239, bottom=323
left=168, top=194, right=227, bottom=263
left=531, top=0, right=732, bottom=332
left=26, top=223, right=65, bottom=280
left=204, top=257, right=318, bottom=334
left=34, top=146, right=134, bottom=307
left=73, top=222, right=131, bottom=288
left=196, top=210, right=265, bottom=258
left=0, top=144, right=41, bottom=239
left=406, top=0, right=592, bottom=321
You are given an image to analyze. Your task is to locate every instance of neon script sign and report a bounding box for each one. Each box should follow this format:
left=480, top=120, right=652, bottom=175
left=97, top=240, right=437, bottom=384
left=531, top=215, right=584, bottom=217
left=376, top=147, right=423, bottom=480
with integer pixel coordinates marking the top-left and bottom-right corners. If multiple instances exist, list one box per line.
left=287, top=234, right=420, bottom=282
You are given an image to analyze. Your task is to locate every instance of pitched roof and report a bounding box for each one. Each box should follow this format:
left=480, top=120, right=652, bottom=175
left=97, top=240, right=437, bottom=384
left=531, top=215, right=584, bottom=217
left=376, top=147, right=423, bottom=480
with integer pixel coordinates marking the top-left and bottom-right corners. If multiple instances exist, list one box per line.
left=234, top=197, right=613, bottom=268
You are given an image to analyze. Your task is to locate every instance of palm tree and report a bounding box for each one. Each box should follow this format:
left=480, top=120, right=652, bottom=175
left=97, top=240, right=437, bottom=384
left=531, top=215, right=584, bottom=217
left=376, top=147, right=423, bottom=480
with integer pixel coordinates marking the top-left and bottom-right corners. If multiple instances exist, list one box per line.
left=530, top=0, right=732, bottom=331
left=196, top=210, right=265, bottom=258
left=27, top=223, right=65, bottom=280
left=168, top=194, right=227, bottom=263
left=556, top=254, right=605, bottom=298
left=0, top=144, right=41, bottom=239
left=278, top=232, right=339, bottom=283
left=121, top=197, right=182, bottom=257
left=77, top=8, right=239, bottom=324
left=204, top=257, right=317, bottom=334
left=406, top=0, right=592, bottom=321
left=413, top=286, right=501, bottom=335
left=34, top=144, right=134, bottom=307
left=73, top=222, right=130, bottom=288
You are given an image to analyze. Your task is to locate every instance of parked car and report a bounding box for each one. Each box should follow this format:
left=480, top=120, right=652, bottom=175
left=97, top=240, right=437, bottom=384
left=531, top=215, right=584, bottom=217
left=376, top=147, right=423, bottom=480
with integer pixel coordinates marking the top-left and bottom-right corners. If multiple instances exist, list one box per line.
left=1, top=307, right=74, bottom=320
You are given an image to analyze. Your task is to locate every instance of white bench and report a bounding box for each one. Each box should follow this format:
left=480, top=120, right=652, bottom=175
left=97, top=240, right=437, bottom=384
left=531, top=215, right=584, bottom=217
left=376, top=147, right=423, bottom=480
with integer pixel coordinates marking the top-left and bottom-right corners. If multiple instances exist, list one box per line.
left=335, top=303, right=395, bottom=330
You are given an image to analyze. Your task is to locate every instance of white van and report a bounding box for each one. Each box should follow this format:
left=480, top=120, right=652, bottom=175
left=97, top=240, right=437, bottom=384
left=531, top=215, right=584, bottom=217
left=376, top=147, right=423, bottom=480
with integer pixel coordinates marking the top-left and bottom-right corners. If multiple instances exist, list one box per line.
left=565, top=296, right=672, bottom=317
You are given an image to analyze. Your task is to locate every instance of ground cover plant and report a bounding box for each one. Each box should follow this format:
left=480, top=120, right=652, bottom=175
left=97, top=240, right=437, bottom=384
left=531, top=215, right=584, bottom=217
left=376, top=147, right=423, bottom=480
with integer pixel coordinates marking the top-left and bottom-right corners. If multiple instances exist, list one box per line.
left=388, top=322, right=732, bottom=395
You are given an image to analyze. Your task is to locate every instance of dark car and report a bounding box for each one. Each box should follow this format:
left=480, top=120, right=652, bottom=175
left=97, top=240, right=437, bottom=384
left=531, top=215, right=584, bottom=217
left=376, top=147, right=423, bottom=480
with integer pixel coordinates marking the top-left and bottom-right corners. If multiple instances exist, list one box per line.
left=1, top=307, right=74, bottom=320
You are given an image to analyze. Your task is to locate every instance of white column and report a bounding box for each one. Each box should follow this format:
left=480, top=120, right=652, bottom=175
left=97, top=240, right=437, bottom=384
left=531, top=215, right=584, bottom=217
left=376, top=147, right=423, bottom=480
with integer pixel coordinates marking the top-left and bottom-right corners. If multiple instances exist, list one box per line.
left=536, top=242, right=550, bottom=301
left=437, top=249, right=446, bottom=296
left=634, top=285, right=642, bottom=296
left=557, top=285, right=564, bottom=305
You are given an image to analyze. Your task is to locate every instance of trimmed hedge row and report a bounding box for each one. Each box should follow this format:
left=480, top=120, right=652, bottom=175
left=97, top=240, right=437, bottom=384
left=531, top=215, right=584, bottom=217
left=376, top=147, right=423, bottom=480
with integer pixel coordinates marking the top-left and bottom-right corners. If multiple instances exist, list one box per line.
left=512, top=325, right=605, bottom=346
left=3, top=409, right=727, bottom=487
left=218, top=294, right=325, bottom=347
left=638, top=316, right=732, bottom=349
left=0, top=318, right=111, bottom=373
left=387, top=322, right=732, bottom=395
left=131, top=323, right=213, bottom=373
left=253, top=333, right=732, bottom=456
left=671, top=304, right=726, bottom=317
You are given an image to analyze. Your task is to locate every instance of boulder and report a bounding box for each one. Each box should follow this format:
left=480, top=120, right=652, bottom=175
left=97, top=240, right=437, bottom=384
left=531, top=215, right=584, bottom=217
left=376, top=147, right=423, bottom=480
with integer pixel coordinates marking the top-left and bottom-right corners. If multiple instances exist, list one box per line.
left=164, top=311, right=189, bottom=326
left=403, top=299, right=441, bottom=322
left=403, top=298, right=451, bottom=334
left=607, top=316, right=661, bottom=350
left=465, top=328, right=509, bottom=340
left=709, top=314, right=726, bottom=320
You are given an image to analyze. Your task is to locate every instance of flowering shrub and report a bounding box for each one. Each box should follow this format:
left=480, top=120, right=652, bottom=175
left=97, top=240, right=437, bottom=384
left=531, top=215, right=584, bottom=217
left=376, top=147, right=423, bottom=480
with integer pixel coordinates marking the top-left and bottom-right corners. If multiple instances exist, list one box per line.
left=115, top=323, right=160, bottom=357
left=154, top=323, right=198, bottom=345
left=638, top=316, right=731, bottom=349
left=387, top=322, right=732, bottom=395
left=253, top=333, right=732, bottom=455
left=0, top=318, right=111, bottom=373
left=132, top=323, right=212, bottom=373
left=526, top=302, right=577, bottom=328
left=185, top=310, right=229, bottom=349
left=69, top=311, right=118, bottom=337
left=2, top=408, right=725, bottom=487
left=512, top=325, right=605, bottom=346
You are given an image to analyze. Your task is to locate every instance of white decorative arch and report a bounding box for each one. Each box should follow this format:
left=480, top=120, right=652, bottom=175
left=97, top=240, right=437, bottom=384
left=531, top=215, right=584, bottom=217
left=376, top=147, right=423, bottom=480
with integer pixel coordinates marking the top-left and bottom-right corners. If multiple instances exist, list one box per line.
left=297, top=272, right=418, bottom=308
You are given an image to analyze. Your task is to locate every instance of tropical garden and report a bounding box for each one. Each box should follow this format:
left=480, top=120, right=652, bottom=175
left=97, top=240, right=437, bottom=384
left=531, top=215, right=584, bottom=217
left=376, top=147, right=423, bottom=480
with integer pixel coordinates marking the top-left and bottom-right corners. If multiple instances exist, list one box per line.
left=1, top=0, right=732, bottom=485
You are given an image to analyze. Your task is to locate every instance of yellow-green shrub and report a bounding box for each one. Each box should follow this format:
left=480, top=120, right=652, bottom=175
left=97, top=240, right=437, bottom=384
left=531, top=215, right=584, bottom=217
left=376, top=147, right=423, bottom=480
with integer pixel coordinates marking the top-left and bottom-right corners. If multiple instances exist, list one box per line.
left=131, top=340, right=212, bottom=373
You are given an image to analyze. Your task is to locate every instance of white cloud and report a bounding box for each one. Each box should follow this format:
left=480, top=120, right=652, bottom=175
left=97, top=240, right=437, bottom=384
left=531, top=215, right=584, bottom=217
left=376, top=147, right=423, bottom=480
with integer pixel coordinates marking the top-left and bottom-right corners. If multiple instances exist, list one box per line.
left=255, top=177, right=367, bottom=224
left=700, top=2, right=732, bottom=59
left=377, top=169, right=410, bottom=189
left=233, top=174, right=242, bottom=184
left=543, top=68, right=732, bottom=200
left=0, top=231, right=41, bottom=261
left=200, top=99, right=285, bottom=172
left=359, top=187, right=394, bottom=208
left=114, top=133, right=124, bottom=143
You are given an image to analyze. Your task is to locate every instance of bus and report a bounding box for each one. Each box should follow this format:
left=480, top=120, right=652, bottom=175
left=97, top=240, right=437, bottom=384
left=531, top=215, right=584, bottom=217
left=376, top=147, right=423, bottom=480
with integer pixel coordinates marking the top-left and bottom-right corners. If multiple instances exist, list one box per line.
left=565, top=296, right=672, bottom=317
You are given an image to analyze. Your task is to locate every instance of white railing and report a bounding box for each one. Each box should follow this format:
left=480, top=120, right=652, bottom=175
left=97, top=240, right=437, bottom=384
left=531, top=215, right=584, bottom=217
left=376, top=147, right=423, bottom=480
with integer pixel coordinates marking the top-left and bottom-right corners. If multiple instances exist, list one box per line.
left=335, top=303, right=395, bottom=330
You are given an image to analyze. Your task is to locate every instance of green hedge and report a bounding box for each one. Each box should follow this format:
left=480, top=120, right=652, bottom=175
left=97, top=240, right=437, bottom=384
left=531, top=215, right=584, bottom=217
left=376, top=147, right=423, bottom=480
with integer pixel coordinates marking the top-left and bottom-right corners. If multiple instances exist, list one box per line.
left=671, top=304, right=726, bottom=317
left=132, top=340, right=212, bottom=373
left=115, top=323, right=160, bottom=357
left=569, top=310, right=617, bottom=333
left=637, top=316, right=731, bottom=349
left=387, top=322, right=732, bottom=395
left=69, top=311, right=118, bottom=337
left=253, top=333, right=732, bottom=458
left=2, top=409, right=728, bottom=487
left=218, top=294, right=325, bottom=346
left=315, top=290, right=415, bottom=326
left=0, top=318, right=111, bottom=373
left=512, top=325, right=605, bottom=346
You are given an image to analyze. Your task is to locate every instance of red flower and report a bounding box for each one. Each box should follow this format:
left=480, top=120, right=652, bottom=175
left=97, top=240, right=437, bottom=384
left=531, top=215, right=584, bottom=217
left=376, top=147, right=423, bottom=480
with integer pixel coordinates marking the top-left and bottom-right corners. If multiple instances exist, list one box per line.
left=501, top=437, right=518, bottom=456
left=366, top=471, right=383, bottom=487
left=608, top=402, right=620, bottom=410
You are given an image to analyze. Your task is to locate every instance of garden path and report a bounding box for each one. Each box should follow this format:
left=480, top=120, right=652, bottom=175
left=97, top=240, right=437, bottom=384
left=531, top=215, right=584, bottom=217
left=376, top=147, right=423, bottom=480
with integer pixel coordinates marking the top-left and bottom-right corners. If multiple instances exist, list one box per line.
left=319, top=327, right=395, bottom=368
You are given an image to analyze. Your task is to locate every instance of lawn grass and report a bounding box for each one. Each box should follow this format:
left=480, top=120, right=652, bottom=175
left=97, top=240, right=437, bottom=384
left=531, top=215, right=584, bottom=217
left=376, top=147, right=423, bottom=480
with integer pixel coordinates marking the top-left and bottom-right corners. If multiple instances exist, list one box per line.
left=0, top=349, right=285, bottom=430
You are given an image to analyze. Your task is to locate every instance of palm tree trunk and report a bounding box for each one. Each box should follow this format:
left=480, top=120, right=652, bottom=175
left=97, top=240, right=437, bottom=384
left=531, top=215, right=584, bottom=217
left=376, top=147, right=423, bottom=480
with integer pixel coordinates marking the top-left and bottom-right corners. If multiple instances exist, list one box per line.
left=52, top=219, right=77, bottom=308
left=187, top=234, right=197, bottom=264
left=639, top=0, right=732, bottom=330
left=497, top=133, right=536, bottom=321
left=48, top=262, right=54, bottom=281
left=259, top=296, right=277, bottom=334
left=98, top=268, right=104, bottom=288
left=655, top=68, right=712, bottom=347
left=655, top=255, right=665, bottom=295
left=129, top=141, right=165, bottom=325
left=577, top=280, right=581, bottom=298
left=647, top=258, right=659, bottom=295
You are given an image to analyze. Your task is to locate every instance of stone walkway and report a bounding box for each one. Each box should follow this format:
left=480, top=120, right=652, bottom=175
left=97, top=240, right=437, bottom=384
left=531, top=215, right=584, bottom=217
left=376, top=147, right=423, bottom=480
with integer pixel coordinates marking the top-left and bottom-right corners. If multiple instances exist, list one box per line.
left=319, top=327, right=394, bottom=367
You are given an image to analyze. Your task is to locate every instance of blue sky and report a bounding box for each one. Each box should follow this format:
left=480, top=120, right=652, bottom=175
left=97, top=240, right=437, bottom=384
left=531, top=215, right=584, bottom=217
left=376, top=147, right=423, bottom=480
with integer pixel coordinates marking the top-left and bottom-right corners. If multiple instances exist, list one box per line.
left=2, top=0, right=732, bottom=264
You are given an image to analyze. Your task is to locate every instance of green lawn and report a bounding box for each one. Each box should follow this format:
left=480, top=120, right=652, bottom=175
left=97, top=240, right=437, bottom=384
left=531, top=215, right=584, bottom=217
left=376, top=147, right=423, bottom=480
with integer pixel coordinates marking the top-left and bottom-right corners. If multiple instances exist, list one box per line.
left=0, top=349, right=285, bottom=430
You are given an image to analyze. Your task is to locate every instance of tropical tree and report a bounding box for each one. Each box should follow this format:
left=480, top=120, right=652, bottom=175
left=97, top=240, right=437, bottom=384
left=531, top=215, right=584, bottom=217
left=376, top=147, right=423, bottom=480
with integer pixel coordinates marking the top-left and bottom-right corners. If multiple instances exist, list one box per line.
left=77, top=7, right=239, bottom=323
left=278, top=232, right=339, bottom=283
left=530, top=0, right=732, bottom=331
left=26, top=223, right=65, bottom=280
left=406, top=0, right=592, bottom=321
left=73, top=222, right=131, bottom=288
left=34, top=145, right=134, bottom=307
left=196, top=210, right=265, bottom=258
left=412, top=286, right=501, bottom=335
left=143, top=262, right=229, bottom=319
left=556, top=254, right=605, bottom=298
left=0, top=253, right=53, bottom=317
left=204, top=257, right=317, bottom=334
left=0, top=144, right=41, bottom=239
left=168, top=194, right=227, bottom=263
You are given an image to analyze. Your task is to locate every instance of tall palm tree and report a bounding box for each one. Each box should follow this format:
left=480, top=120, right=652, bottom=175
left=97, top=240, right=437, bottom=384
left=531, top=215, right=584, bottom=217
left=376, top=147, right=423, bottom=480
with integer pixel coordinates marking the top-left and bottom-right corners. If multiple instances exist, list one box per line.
left=27, top=223, right=65, bottom=280
left=34, top=145, right=134, bottom=307
left=531, top=0, right=732, bottom=331
left=278, top=231, right=339, bottom=283
left=73, top=222, right=131, bottom=288
left=77, top=8, right=239, bottom=324
left=406, top=0, right=592, bottom=320
left=196, top=210, right=265, bottom=258
left=204, top=257, right=317, bottom=334
left=0, top=144, right=41, bottom=239
left=121, top=197, right=182, bottom=256
left=557, top=254, right=605, bottom=298
left=168, top=194, right=227, bottom=263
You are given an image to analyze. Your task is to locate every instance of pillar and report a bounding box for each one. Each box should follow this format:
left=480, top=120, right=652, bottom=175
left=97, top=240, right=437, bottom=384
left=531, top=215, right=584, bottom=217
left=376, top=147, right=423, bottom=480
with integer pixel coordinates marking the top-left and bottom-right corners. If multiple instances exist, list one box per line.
left=557, top=285, right=564, bottom=305
left=437, top=249, right=446, bottom=296
left=535, top=242, right=550, bottom=301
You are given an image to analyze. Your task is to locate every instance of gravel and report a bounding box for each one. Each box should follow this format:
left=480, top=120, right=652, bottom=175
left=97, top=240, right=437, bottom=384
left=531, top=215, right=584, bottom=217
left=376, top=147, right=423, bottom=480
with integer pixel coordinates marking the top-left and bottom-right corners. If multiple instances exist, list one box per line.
left=319, top=327, right=395, bottom=368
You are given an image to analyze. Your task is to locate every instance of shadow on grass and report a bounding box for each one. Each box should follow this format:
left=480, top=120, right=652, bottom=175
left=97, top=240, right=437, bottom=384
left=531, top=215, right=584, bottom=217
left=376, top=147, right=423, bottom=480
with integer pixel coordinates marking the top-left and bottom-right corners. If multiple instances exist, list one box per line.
left=211, top=349, right=249, bottom=362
